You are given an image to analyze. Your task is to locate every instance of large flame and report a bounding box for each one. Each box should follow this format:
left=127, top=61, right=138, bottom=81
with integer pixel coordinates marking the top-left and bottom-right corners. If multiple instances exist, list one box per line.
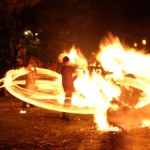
left=1, top=35, right=150, bottom=131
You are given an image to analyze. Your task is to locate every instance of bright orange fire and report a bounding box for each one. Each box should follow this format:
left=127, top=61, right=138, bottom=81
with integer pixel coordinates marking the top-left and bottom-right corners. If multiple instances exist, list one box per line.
left=1, top=35, right=150, bottom=131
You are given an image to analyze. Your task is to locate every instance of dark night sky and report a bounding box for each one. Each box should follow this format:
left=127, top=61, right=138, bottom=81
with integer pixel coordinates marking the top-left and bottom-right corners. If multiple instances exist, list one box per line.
left=13, top=0, right=150, bottom=55
left=94, top=0, right=150, bottom=21
left=2, top=0, right=150, bottom=57
left=32, top=0, right=150, bottom=38
left=44, top=0, right=149, bottom=54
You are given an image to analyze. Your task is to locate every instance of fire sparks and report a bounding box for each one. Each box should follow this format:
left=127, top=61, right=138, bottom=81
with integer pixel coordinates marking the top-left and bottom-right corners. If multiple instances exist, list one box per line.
left=1, top=35, right=150, bottom=131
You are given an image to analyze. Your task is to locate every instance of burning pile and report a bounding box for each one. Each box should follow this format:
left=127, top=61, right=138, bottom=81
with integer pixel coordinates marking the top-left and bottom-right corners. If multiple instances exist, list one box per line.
left=1, top=34, right=150, bottom=131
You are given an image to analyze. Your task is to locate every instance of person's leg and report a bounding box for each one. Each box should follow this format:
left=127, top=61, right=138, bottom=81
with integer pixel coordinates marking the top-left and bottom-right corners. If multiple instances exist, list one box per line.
left=62, top=90, right=72, bottom=120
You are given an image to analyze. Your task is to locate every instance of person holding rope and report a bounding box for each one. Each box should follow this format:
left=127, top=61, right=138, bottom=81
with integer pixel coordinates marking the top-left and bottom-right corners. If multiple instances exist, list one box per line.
left=61, top=56, right=78, bottom=120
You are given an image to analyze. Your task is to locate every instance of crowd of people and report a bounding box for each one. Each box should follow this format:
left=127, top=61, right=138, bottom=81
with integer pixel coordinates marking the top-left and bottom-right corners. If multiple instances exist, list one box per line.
left=0, top=39, right=78, bottom=121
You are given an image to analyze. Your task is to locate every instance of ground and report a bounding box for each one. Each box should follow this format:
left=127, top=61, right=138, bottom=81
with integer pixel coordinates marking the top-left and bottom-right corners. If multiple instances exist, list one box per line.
left=1, top=95, right=150, bottom=150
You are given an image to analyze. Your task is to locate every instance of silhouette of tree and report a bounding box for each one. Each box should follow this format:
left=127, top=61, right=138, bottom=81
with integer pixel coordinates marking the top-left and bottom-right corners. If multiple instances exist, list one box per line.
left=0, top=0, right=41, bottom=48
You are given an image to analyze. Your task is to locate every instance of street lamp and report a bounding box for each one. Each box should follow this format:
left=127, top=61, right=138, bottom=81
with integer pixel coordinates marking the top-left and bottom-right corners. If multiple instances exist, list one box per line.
left=35, top=33, right=38, bottom=36
left=133, top=42, right=137, bottom=47
left=142, top=39, right=146, bottom=45
left=24, top=30, right=33, bottom=36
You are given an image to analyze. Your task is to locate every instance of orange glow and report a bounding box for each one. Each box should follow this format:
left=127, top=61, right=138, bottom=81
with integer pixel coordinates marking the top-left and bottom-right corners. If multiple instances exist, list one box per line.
left=2, top=34, right=150, bottom=131
left=142, top=39, right=146, bottom=45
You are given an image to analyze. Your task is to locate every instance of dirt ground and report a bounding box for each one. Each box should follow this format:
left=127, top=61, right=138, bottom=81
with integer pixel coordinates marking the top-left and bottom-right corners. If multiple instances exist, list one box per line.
left=1, top=95, right=150, bottom=150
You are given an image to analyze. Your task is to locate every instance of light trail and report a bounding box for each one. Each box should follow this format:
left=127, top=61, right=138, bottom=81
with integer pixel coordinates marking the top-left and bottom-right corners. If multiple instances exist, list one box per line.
left=2, top=34, right=150, bottom=131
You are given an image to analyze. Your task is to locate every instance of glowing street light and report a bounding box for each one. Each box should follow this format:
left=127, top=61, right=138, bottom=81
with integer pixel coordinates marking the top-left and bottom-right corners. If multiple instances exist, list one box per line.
left=24, top=30, right=33, bottom=36
left=35, top=33, right=38, bottom=36
left=133, top=42, right=137, bottom=47
left=142, top=39, right=146, bottom=45
left=24, top=31, right=28, bottom=35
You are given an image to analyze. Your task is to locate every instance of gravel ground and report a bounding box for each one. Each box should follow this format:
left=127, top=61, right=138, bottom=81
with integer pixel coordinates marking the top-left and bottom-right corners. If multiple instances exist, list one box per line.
left=0, top=95, right=150, bottom=150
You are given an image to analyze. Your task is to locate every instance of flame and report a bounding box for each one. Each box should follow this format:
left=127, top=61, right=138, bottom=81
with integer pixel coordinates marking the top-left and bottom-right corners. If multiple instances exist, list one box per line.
left=58, top=46, right=87, bottom=69
left=2, top=35, right=150, bottom=131
left=2, top=67, right=95, bottom=114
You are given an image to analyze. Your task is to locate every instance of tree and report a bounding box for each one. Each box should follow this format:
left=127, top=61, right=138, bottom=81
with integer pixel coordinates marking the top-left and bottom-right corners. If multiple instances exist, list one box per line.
left=0, top=0, right=41, bottom=48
